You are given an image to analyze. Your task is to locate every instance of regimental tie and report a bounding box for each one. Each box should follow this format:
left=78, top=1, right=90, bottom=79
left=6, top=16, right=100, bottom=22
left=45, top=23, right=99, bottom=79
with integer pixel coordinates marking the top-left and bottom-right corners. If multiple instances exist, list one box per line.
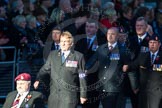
left=11, top=94, right=21, bottom=108
left=61, top=53, right=65, bottom=63
left=109, top=45, right=113, bottom=51
left=56, top=45, right=59, bottom=50
left=87, top=38, right=91, bottom=49
left=151, top=54, right=155, bottom=64
left=139, top=38, right=142, bottom=44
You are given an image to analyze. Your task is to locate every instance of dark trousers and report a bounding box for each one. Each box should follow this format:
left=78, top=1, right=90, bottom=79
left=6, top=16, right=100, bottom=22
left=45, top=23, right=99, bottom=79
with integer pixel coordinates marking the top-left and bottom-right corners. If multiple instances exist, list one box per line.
left=100, top=92, right=119, bottom=108
left=123, top=72, right=139, bottom=108
left=147, top=89, right=162, bottom=108
left=81, top=90, right=99, bottom=108
left=138, top=90, right=147, bottom=108
left=82, top=72, right=99, bottom=108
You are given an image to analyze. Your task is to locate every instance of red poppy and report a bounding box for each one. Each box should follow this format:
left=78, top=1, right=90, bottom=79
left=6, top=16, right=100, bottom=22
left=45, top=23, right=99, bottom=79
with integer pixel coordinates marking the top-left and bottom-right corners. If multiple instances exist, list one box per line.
left=155, top=56, right=160, bottom=61
left=146, top=37, right=150, bottom=41
left=25, top=95, right=32, bottom=102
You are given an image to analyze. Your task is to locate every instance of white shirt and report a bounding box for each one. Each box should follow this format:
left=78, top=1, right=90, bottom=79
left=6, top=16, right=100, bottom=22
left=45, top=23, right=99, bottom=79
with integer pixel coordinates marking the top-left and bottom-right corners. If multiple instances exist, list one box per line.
left=15, top=91, right=29, bottom=108
left=138, top=33, right=147, bottom=43
left=150, top=50, right=158, bottom=63
left=87, top=35, right=96, bottom=46
left=54, top=43, right=60, bottom=50
left=108, top=42, right=117, bottom=49
left=62, top=50, right=70, bottom=59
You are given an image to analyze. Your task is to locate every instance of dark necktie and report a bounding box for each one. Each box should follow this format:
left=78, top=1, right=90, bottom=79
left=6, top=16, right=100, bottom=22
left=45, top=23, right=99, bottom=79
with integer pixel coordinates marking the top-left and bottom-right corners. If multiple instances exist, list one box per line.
left=87, top=38, right=91, bottom=49
left=109, top=45, right=113, bottom=51
left=12, top=94, right=21, bottom=108
left=139, top=38, right=142, bottom=44
left=151, top=54, right=155, bottom=64
left=56, top=45, right=59, bottom=50
left=62, top=53, right=65, bottom=63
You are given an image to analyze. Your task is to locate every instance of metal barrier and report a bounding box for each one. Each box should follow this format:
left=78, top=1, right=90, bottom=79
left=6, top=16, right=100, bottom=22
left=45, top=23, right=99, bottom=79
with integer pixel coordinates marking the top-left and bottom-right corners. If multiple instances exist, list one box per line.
left=16, top=49, right=44, bottom=91
left=0, top=46, right=16, bottom=98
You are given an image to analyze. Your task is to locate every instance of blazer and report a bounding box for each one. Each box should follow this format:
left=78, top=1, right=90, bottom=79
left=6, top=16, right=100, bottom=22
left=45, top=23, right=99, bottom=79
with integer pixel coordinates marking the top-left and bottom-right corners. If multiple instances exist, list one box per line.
left=75, top=35, right=105, bottom=61
left=130, top=50, right=162, bottom=91
left=2, top=91, right=45, bottom=108
left=127, top=33, right=151, bottom=60
left=86, top=43, right=130, bottom=92
left=36, top=49, right=87, bottom=108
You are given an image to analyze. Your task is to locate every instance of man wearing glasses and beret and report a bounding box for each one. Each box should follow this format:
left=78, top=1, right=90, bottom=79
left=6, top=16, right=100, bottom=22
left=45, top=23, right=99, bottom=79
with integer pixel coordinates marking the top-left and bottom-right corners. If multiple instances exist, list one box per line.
left=3, top=73, right=45, bottom=108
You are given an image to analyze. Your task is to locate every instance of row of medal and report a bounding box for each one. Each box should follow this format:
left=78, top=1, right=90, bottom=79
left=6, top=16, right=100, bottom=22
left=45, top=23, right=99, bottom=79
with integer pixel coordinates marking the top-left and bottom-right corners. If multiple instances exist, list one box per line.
left=153, top=64, right=162, bottom=72
left=110, top=53, right=120, bottom=60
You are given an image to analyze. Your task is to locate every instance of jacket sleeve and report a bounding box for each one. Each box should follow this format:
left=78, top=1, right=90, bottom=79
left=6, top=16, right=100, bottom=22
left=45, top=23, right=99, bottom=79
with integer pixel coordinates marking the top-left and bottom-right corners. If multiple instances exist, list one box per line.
left=36, top=52, right=52, bottom=81
left=78, top=54, right=87, bottom=98
left=85, top=49, right=98, bottom=70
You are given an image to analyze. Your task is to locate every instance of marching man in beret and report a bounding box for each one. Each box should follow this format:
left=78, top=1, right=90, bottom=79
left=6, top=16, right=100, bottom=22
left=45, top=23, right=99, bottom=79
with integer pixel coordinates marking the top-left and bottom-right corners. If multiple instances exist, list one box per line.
left=123, top=34, right=162, bottom=108
left=3, top=73, right=45, bottom=108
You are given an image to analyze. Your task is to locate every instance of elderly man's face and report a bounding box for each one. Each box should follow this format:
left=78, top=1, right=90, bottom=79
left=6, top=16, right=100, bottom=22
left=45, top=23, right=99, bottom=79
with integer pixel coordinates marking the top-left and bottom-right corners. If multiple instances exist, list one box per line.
left=135, top=20, right=147, bottom=36
left=60, top=36, right=73, bottom=51
left=16, top=80, right=30, bottom=94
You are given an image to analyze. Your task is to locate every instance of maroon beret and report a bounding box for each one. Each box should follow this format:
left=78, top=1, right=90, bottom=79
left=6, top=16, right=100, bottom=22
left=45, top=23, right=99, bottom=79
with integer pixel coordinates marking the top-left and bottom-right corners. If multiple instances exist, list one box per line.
left=15, top=73, right=31, bottom=81
left=149, top=34, right=160, bottom=42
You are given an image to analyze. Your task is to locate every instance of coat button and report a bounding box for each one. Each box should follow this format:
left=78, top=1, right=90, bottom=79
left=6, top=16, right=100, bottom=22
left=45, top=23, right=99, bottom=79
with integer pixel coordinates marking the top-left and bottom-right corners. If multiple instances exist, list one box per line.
left=103, top=77, right=106, bottom=79
left=104, top=66, right=106, bottom=68
left=103, top=90, right=105, bottom=92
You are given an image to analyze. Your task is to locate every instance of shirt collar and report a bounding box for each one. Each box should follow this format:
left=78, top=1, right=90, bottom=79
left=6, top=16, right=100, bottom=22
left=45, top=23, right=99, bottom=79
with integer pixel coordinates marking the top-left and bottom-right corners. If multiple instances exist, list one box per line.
left=18, top=91, right=29, bottom=96
left=138, top=33, right=147, bottom=40
left=54, top=43, right=60, bottom=46
left=108, top=42, right=117, bottom=48
left=150, top=50, right=158, bottom=56
left=62, top=50, right=70, bottom=58
left=87, top=35, right=96, bottom=42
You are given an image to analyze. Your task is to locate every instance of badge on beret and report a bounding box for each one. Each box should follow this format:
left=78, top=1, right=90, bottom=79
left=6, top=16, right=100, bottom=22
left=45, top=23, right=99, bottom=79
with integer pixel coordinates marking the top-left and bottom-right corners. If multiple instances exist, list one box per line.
left=21, top=76, right=24, bottom=80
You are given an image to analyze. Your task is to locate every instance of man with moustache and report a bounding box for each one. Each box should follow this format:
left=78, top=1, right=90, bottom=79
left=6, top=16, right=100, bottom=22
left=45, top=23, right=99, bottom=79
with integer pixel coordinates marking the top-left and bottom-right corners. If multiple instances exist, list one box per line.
left=3, top=73, right=45, bottom=108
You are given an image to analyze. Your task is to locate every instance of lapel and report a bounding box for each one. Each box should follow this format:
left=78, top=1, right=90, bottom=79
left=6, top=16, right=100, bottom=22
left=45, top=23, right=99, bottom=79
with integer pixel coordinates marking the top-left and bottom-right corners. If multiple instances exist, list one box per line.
left=90, top=36, right=98, bottom=48
left=54, top=50, right=62, bottom=65
left=103, top=44, right=111, bottom=62
left=134, top=36, right=139, bottom=45
left=8, top=92, right=18, bottom=107
left=153, top=51, right=161, bottom=64
left=141, top=34, right=150, bottom=46
left=20, top=92, right=32, bottom=108
left=51, top=42, right=56, bottom=50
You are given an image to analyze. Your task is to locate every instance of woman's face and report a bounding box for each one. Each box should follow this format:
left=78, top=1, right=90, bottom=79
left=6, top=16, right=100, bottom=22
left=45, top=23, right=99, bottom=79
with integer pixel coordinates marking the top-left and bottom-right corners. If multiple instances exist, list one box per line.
left=19, top=19, right=26, bottom=29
